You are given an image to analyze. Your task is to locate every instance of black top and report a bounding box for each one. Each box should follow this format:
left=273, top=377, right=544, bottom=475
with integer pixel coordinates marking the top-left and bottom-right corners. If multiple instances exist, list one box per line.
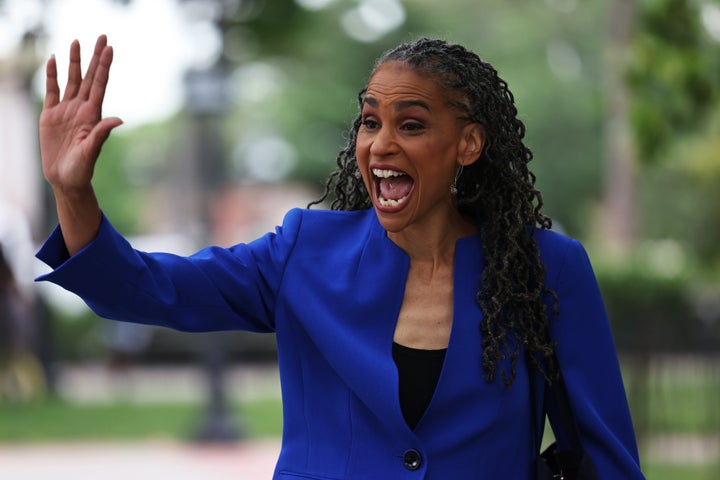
left=392, top=341, right=447, bottom=429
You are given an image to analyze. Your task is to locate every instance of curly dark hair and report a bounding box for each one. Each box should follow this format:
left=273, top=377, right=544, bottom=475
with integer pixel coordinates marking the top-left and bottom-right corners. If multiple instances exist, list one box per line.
left=310, top=38, right=558, bottom=386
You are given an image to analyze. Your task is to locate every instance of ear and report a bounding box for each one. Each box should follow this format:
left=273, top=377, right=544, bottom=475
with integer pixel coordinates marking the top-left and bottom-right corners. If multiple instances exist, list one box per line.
left=457, top=123, right=486, bottom=167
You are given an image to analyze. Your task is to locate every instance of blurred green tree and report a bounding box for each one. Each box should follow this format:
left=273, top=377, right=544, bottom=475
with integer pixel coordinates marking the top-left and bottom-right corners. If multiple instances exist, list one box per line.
left=627, top=0, right=720, bottom=264
left=628, top=0, right=720, bottom=164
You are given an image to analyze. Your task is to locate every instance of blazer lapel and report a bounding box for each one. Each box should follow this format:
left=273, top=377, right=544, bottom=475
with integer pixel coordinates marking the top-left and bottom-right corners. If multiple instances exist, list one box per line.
left=292, top=213, right=412, bottom=434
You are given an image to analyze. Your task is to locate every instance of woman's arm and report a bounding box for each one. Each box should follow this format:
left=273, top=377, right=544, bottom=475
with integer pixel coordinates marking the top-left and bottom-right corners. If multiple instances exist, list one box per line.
left=36, top=209, right=304, bottom=333
left=548, top=239, right=645, bottom=479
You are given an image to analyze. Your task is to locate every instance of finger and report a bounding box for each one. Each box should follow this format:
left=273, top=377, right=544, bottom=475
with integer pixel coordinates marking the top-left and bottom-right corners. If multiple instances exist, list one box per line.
left=62, top=40, right=82, bottom=101
left=44, top=55, right=60, bottom=108
left=78, top=35, right=108, bottom=100
left=85, top=117, right=123, bottom=160
left=88, top=46, right=114, bottom=110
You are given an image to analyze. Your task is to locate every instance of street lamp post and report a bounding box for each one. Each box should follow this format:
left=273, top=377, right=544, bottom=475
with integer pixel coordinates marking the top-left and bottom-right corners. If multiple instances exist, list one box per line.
left=183, top=64, right=243, bottom=443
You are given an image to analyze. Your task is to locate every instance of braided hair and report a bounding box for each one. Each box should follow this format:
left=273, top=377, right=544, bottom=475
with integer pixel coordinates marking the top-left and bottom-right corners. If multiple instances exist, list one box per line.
left=311, top=38, right=558, bottom=386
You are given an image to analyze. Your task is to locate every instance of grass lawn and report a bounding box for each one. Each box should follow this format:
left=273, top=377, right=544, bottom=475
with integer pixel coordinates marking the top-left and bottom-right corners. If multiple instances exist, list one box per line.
left=0, top=397, right=283, bottom=442
left=643, top=463, right=720, bottom=480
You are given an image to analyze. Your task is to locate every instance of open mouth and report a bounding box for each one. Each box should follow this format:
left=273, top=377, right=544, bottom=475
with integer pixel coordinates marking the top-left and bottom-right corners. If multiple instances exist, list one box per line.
left=372, top=168, right=414, bottom=209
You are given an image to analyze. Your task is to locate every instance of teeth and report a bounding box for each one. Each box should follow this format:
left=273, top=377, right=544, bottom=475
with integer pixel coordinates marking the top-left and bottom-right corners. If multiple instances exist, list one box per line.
left=378, top=194, right=408, bottom=208
left=373, top=168, right=406, bottom=178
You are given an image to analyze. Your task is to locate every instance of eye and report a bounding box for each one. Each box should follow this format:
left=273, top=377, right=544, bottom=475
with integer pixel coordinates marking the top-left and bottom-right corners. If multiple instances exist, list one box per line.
left=401, top=121, right=425, bottom=132
left=361, top=118, right=379, bottom=130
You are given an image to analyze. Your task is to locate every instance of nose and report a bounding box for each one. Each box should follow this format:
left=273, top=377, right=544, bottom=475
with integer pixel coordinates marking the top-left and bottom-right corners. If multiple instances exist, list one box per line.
left=369, top=126, right=398, bottom=157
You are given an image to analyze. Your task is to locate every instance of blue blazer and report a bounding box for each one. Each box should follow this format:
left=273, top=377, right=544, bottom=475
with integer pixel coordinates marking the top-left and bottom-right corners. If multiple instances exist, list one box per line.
left=37, top=208, right=644, bottom=479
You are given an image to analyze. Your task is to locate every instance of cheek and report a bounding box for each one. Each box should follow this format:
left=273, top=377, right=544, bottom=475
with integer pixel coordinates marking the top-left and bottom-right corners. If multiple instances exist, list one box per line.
left=355, top=138, right=372, bottom=179
left=415, top=143, right=459, bottom=188
left=355, top=134, right=370, bottom=158
left=353, top=141, right=372, bottom=191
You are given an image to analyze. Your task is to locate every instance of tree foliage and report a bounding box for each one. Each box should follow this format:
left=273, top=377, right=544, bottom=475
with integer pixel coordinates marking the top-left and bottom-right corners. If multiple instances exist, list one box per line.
left=627, top=0, right=720, bottom=163
left=625, top=0, right=720, bottom=264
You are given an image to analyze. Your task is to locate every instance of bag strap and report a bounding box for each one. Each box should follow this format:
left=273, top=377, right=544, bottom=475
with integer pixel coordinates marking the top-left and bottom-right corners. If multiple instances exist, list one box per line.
left=528, top=353, right=545, bottom=453
left=529, top=351, right=584, bottom=453
left=547, top=364, right=584, bottom=450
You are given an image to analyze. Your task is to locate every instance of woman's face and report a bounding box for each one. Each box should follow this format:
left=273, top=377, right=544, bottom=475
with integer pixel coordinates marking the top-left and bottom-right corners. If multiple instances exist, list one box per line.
left=356, top=61, right=483, bottom=235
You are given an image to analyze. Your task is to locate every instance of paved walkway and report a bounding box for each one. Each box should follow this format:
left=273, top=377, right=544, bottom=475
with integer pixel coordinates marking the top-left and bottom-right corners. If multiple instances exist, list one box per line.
left=0, top=439, right=281, bottom=480
left=54, top=363, right=282, bottom=404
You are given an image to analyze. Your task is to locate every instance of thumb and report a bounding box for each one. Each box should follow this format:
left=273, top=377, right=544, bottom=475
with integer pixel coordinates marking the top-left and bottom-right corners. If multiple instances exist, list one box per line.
left=87, top=116, right=123, bottom=157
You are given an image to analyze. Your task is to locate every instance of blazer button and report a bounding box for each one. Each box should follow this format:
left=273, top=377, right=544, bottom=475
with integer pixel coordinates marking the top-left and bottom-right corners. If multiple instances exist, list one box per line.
left=403, top=449, right=422, bottom=471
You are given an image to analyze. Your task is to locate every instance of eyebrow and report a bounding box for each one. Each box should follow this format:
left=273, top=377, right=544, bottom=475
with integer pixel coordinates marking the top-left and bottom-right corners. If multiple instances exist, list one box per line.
left=362, top=97, right=431, bottom=112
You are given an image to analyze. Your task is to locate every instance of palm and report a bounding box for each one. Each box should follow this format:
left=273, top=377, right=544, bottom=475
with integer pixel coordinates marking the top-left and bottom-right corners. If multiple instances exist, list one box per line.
left=40, top=35, right=122, bottom=190
left=41, top=92, right=101, bottom=187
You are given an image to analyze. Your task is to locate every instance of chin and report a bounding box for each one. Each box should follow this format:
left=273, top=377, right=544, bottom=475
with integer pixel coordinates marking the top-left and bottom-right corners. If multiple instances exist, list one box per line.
left=372, top=207, right=411, bottom=234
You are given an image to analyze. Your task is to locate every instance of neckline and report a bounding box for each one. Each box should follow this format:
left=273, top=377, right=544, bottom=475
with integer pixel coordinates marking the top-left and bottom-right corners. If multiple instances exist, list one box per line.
left=392, top=341, right=448, bottom=355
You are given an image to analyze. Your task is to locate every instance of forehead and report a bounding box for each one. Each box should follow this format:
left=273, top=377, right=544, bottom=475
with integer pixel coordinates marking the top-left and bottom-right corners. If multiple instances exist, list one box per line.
left=364, top=61, right=446, bottom=105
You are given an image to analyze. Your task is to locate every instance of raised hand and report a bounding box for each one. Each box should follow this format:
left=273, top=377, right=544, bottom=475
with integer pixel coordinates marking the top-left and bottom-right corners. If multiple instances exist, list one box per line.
left=40, top=35, right=123, bottom=255
left=40, top=34, right=122, bottom=191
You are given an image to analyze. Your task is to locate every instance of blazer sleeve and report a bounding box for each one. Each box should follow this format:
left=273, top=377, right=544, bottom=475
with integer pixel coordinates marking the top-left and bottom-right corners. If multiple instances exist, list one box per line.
left=547, top=238, right=645, bottom=479
left=35, top=209, right=303, bottom=333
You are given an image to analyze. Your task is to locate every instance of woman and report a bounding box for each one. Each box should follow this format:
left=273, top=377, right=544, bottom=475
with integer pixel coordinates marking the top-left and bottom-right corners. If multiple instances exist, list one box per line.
left=36, top=35, right=645, bottom=478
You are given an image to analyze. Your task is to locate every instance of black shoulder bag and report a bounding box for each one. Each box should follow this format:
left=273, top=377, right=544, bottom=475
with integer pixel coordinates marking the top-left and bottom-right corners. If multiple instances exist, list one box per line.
left=530, top=353, right=599, bottom=480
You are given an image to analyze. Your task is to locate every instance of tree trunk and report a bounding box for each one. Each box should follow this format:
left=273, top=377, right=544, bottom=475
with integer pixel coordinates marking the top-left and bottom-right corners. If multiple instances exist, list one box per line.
left=599, top=0, right=638, bottom=257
